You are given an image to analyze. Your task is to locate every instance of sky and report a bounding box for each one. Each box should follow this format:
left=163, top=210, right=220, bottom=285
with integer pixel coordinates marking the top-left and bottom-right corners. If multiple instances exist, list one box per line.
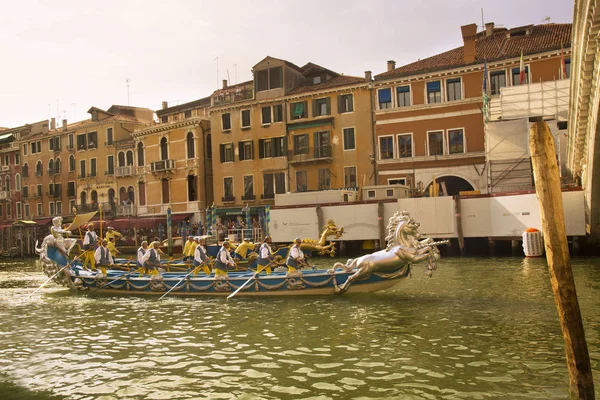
left=0, top=0, right=573, bottom=128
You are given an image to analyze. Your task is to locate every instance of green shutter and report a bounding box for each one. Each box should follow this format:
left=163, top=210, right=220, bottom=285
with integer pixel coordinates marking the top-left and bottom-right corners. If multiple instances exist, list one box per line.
left=250, top=140, right=255, bottom=160
left=238, top=142, right=244, bottom=161
left=258, top=139, right=265, bottom=159
left=326, top=98, right=331, bottom=115
left=337, top=95, right=343, bottom=113
left=220, top=144, right=225, bottom=163
left=292, top=102, right=304, bottom=118
left=312, top=100, right=318, bottom=117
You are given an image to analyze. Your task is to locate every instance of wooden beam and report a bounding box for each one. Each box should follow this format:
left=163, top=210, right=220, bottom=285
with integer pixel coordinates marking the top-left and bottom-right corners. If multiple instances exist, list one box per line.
left=529, top=120, right=595, bottom=398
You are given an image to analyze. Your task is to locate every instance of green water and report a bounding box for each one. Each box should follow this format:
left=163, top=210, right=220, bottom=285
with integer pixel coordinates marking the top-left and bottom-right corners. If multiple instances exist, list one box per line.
left=1, top=256, right=599, bottom=399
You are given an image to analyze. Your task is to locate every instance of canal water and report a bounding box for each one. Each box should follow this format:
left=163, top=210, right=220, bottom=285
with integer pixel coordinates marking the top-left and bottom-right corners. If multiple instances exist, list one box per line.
left=1, top=256, right=599, bottom=399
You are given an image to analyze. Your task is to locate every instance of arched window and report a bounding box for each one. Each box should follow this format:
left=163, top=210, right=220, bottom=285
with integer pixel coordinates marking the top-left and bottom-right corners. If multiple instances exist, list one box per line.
left=206, top=134, right=212, bottom=159
left=55, top=158, right=61, bottom=173
left=118, top=151, right=125, bottom=167
left=127, top=186, right=135, bottom=203
left=15, top=173, right=21, bottom=191
left=108, top=188, right=116, bottom=205
left=119, top=187, right=127, bottom=203
left=160, top=137, right=168, bottom=160
left=138, top=181, right=146, bottom=206
left=48, top=159, right=54, bottom=174
left=126, top=150, right=134, bottom=166
left=5, top=175, right=10, bottom=191
left=91, top=190, right=98, bottom=204
left=186, top=132, right=195, bottom=159
left=188, top=174, right=197, bottom=201
left=22, top=163, right=29, bottom=178
left=36, top=161, right=42, bottom=176
left=69, top=155, right=75, bottom=172
left=137, top=142, right=144, bottom=166
left=80, top=191, right=87, bottom=205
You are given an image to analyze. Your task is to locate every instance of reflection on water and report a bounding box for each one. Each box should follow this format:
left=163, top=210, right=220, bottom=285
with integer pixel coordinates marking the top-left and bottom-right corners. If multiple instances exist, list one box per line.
left=1, top=256, right=599, bottom=399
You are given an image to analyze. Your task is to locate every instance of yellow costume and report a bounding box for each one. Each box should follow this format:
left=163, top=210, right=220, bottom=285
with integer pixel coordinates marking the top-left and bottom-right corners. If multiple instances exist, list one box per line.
left=105, top=229, right=122, bottom=242
left=107, top=240, right=120, bottom=257
left=183, top=239, right=195, bottom=258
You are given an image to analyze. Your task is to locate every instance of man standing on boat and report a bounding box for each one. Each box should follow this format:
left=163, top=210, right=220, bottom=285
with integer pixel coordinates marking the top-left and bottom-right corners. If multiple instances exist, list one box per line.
left=105, top=226, right=122, bottom=243
left=193, top=236, right=210, bottom=275
left=82, top=223, right=99, bottom=270
left=286, top=238, right=306, bottom=272
left=182, top=236, right=195, bottom=261
left=214, top=241, right=236, bottom=276
left=137, top=241, right=148, bottom=272
left=107, top=237, right=120, bottom=258
left=142, top=241, right=162, bottom=274
left=94, top=239, right=114, bottom=271
left=257, top=236, right=274, bottom=274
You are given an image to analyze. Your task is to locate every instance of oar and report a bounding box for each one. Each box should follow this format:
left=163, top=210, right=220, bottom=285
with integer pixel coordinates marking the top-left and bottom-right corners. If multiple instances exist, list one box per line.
left=227, top=263, right=270, bottom=300
left=23, top=254, right=82, bottom=301
left=91, top=269, right=139, bottom=293
left=158, top=264, right=203, bottom=300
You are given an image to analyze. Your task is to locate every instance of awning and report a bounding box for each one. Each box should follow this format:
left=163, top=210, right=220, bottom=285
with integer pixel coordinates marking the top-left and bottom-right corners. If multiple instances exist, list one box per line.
left=214, top=206, right=264, bottom=216
left=13, top=220, right=39, bottom=227
left=287, top=117, right=334, bottom=132
left=33, top=217, right=54, bottom=226
left=106, top=213, right=193, bottom=230
left=171, top=213, right=193, bottom=223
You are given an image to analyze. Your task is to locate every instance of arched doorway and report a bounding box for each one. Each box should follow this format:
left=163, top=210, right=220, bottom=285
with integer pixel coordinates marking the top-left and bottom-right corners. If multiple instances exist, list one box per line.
left=91, top=190, right=98, bottom=207
left=108, top=188, right=116, bottom=205
left=119, top=187, right=127, bottom=204
left=80, top=191, right=87, bottom=205
left=127, top=186, right=135, bottom=203
left=425, top=175, right=475, bottom=196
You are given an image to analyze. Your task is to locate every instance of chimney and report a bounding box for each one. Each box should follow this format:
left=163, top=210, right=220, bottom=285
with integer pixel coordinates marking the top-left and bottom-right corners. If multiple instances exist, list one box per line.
left=222, top=79, right=228, bottom=89
left=50, top=118, right=56, bottom=130
left=461, top=23, right=478, bottom=64
left=62, top=119, right=67, bottom=131
left=485, top=22, right=495, bottom=37
left=364, top=71, right=372, bottom=82
left=162, top=101, right=168, bottom=110
left=387, top=60, right=396, bottom=72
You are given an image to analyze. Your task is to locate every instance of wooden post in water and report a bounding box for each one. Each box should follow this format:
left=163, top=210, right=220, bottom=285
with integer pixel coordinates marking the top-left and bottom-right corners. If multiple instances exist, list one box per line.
left=529, top=120, right=595, bottom=398
left=453, top=196, right=466, bottom=255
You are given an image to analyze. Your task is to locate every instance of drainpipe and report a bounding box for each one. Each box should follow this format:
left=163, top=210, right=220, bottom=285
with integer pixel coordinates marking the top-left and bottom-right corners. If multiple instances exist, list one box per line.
left=368, top=80, right=378, bottom=185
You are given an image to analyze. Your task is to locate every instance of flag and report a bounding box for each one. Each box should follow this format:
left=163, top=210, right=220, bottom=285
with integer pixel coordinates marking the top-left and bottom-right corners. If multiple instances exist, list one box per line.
left=482, top=60, right=489, bottom=124
left=519, top=51, right=526, bottom=84
left=560, top=45, right=567, bottom=79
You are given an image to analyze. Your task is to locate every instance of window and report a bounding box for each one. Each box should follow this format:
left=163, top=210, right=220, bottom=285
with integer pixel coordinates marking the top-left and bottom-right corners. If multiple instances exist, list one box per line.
left=293, top=134, right=309, bottom=155
left=184, top=110, right=192, bottom=118
left=68, top=134, right=74, bottom=150
left=55, top=158, right=61, bottom=173
left=447, top=129, right=465, bottom=154
left=379, top=136, right=394, bottom=159
left=186, top=132, right=195, bottom=159
left=23, top=144, right=28, bottom=156
left=313, top=131, right=331, bottom=158
left=77, top=134, right=87, bottom=150
left=313, top=98, right=330, bottom=117
left=427, top=81, right=442, bottom=103
left=565, top=59, right=571, bottom=79
left=37, top=184, right=42, bottom=197
left=220, top=143, right=234, bottom=163
left=3, top=155, right=8, bottom=166
left=446, top=78, right=462, bottom=101
left=161, top=116, right=168, bottom=123
left=263, top=173, right=274, bottom=197
left=87, top=131, right=97, bottom=148
left=16, top=202, right=22, bottom=218
left=67, top=182, right=75, bottom=197
left=396, top=85, right=411, bottom=107
left=272, top=137, right=285, bottom=157
left=15, top=153, right=19, bottom=165
left=222, top=113, right=231, bottom=131
left=69, top=155, right=75, bottom=172
left=389, top=178, right=407, bottom=185
left=138, top=182, right=146, bottom=206
left=274, top=172, right=285, bottom=194
left=79, top=160, right=86, bottom=178
left=22, top=163, right=28, bottom=178
left=239, top=141, right=254, bottom=161
left=107, top=155, right=114, bottom=175
left=126, top=151, right=133, bottom=166
left=273, top=104, right=283, bottom=122
left=344, top=166, right=357, bottom=188
left=161, top=178, right=169, bottom=203
left=378, top=88, right=392, bottom=109
left=187, top=175, right=197, bottom=201
left=241, top=109, right=251, bottom=128
left=56, top=201, right=62, bottom=215
left=259, top=137, right=287, bottom=158
left=37, top=141, right=41, bottom=153
left=343, top=128, right=355, bottom=150
left=137, top=142, right=145, bottom=166
left=256, top=66, right=283, bottom=92
left=48, top=159, right=54, bottom=175
left=37, top=203, right=42, bottom=216
left=49, top=183, right=54, bottom=196
left=24, top=204, right=30, bottom=217
left=160, top=137, right=168, bottom=160
left=106, top=128, right=113, bottom=145
left=490, top=70, right=506, bottom=95
left=22, top=186, right=28, bottom=198
left=117, top=151, right=125, bottom=167
left=69, top=199, right=76, bottom=212
left=15, top=174, right=21, bottom=191
left=427, top=131, right=444, bottom=156
left=338, top=94, right=354, bottom=113
left=35, top=161, right=42, bottom=176
left=397, top=134, right=412, bottom=158
left=511, top=66, right=529, bottom=86
left=261, top=106, right=272, bottom=125
left=223, top=177, right=234, bottom=199
left=263, top=172, right=286, bottom=197
left=386, top=189, right=395, bottom=197
left=206, top=135, right=212, bottom=159
left=313, top=76, right=322, bottom=84
left=367, top=190, right=376, bottom=199
left=318, top=169, right=331, bottom=190
left=290, top=101, right=307, bottom=120
left=90, top=158, right=97, bottom=177
left=243, top=175, right=254, bottom=199
left=49, top=202, right=55, bottom=216
left=296, top=170, right=307, bottom=192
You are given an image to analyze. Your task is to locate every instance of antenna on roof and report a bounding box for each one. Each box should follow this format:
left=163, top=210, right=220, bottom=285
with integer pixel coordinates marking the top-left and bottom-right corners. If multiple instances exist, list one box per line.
left=126, top=78, right=131, bottom=106
left=481, top=8, right=485, bottom=31
left=542, top=16, right=551, bottom=24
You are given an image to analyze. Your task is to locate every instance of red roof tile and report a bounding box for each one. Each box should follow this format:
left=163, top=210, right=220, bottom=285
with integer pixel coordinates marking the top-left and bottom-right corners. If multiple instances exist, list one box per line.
left=375, top=23, right=571, bottom=80
left=287, top=75, right=366, bottom=95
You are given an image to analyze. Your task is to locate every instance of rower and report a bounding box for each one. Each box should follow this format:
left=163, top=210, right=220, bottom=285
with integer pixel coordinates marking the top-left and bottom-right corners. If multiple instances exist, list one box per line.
left=142, top=241, right=162, bottom=275
left=286, top=238, right=306, bottom=273
left=182, top=236, right=195, bottom=261
left=107, top=236, right=120, bottom=258
left=193, top=236, right=211, bottom=275
left=256, top=236, right=274, bottom=274
left=214, top=241, right=236, bottom=277
left=137, top=241, right=148, bottom=272
left=82, top=223, right=98, bottom=270
left=94, top=239, right=114, bottom=273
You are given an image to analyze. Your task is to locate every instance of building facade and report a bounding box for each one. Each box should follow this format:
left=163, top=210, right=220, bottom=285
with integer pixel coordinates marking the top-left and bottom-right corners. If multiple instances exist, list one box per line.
left=373, top=22, right=571, bottom=195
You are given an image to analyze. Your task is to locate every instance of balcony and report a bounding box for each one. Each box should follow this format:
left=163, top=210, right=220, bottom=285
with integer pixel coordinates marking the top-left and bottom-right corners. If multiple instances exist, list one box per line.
left=54, top=190, right=62, bottom=199
left=222, top=196, right=236, bottom=203
left=0, top=191, right=8, bottom=200
left=67, top=144, right=75, bottom=152
left=261, top=193, right=275, bottom=200
left=77, top=174, right=86, bottom=179
left=242, top=194, right=256, bottom=201
left=116, top=165, right=135, bottom=177
left=213, top=87, right=254, bottom=106
left=288, top=145, right=332, bottom=164
left=116, top=203, right=136, bottom=216
left=67, top=190, right=76, bottom=198
left=53, top=146, right=62, bottom=153
left=150, top=159, right=176, bottom=173
left=35, top=170, right=43, bottom=177
left=74, top=202, right=112, bottom=214
left=105, top=170, right=114, bottom=176
left=47, top=169, right=57, bottom=176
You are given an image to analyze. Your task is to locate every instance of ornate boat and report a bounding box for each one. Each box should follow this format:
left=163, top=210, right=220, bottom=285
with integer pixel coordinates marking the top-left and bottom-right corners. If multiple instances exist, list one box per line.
left=37, top=211, right=446, bottom=297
